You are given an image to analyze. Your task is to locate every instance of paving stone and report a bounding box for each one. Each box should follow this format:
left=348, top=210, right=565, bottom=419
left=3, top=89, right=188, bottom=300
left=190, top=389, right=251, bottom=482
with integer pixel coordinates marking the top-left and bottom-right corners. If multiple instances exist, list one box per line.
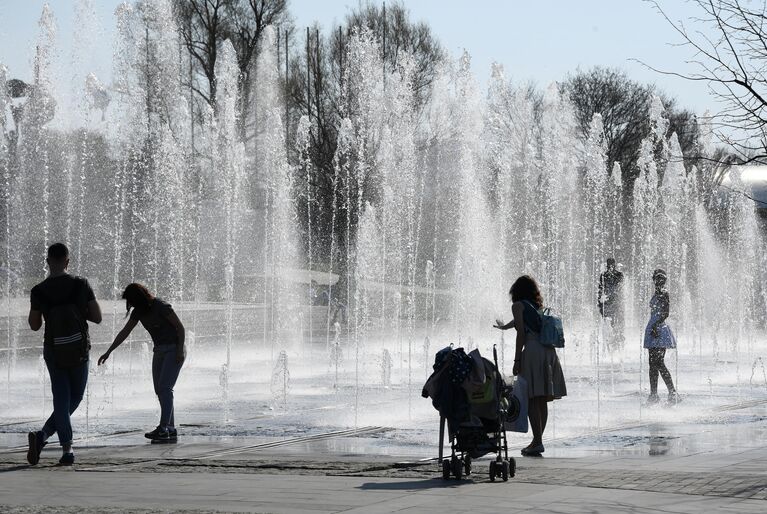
left=2, top=418, right=767, bottom=512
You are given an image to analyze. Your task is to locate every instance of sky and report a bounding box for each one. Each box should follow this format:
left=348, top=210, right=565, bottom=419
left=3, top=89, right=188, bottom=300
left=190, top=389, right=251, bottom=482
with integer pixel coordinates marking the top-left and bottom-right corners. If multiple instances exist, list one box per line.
left=0, top=0, right=719, bottom=116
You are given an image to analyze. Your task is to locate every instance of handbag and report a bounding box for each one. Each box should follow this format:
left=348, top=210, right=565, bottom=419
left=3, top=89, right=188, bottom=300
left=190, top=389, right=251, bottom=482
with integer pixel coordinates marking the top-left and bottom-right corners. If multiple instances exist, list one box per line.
left=504, top=376, right=529, bottom=433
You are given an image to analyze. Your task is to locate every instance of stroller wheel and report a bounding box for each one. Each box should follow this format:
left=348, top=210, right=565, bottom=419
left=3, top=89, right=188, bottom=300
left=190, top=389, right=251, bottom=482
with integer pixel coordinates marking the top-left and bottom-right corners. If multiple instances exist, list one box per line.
left=451, top=456, right=463, bottom=480
left=441, top=459, right=451, bottom=480
left=509, top=457, right=516, bottom=478
left=501, top=460, right=510, bottom=482
left=489, top=461, right=496, bottom=482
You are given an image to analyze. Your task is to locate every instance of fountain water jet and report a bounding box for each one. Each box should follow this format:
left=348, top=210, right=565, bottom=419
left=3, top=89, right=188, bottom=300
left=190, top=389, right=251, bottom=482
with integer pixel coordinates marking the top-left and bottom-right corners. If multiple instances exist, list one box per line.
left=0, top=5, right=765, bottom=446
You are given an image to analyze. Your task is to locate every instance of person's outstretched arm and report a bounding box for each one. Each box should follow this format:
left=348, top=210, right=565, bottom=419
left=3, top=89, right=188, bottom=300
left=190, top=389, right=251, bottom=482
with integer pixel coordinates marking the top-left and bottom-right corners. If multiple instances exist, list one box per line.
left=493, top=319, right=516, bottom=330
left=98, top=318, right=139, bottom=365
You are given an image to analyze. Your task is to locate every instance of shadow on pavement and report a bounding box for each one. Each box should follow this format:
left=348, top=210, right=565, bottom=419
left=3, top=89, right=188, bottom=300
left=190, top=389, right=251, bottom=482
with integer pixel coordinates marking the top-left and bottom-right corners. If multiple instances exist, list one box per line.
left=358, top=478, right=473, bottom=490
left=0, top=464, right=32, bottom=473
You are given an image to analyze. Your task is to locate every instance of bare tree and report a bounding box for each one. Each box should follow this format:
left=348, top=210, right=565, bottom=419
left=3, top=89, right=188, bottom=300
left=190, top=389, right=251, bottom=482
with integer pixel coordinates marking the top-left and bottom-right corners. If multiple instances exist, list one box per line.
left=176, top=0, right=288, bottom=133
left=563, top=67, right=653, bottom=182
left=287, top=2, right=445, bottom=175
left=226, top=0, right=289, bottom=137
left=344, top=1, right=445, bottom=109
left=283, top=1, right=446, bottom=278
left=177, top=0, right=229, bottom=108
left=562, top=66, right=699, bottom=184
left=648, top=0, right=767, bottom=164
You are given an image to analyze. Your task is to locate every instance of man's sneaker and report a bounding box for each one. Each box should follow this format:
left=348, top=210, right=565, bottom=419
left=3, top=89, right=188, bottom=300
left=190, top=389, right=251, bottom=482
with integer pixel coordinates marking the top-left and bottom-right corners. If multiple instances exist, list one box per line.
left=146, top=427, right=177, bottom=443
left=58, top=453, right=75, bottom=466
left=26, top=431, right=47, bottom=465
left=646, top=393, right=660, bottom=405
left=144, top=427, right=163, bottom=440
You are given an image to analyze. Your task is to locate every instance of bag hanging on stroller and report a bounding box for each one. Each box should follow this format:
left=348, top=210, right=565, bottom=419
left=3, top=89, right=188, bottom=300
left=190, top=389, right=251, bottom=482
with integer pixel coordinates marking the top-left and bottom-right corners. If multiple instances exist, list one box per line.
left=504, top=376, right=529, bottom=434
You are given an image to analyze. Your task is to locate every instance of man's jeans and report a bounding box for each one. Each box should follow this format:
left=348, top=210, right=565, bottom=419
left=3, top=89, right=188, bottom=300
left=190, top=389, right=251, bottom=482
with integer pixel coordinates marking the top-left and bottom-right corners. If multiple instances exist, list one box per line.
left=42, top=357, right=89, bottom=446
left=152, top=345, right=183, bottom=429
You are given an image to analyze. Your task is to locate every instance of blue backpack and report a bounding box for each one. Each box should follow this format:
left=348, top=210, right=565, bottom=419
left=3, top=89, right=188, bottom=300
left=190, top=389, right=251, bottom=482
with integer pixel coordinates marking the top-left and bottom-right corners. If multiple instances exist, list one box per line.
left=524, top=301, right=565, bottom=348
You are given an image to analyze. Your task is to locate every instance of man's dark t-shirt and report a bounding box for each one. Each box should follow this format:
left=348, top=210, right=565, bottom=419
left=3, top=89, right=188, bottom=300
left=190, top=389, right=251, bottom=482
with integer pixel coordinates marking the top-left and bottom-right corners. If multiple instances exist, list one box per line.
left=30, top=274, right=96, bottom=346
left=599, top=271, right=624, bottom=303
left=130, top=299, right=179, bottom=348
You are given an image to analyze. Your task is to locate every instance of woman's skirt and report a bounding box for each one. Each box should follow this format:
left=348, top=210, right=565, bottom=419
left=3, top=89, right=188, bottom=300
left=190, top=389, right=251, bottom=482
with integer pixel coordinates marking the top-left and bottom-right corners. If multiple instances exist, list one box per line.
left=643, top=314, right=677, bottom=349
left=521, top=332, right=567, bottom=401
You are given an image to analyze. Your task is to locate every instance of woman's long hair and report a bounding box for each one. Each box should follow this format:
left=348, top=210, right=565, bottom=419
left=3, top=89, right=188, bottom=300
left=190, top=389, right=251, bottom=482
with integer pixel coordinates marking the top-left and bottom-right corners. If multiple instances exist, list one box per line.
left=509, top=275, right=544, bottom=309
left=122, top=283, right=154, bottom=317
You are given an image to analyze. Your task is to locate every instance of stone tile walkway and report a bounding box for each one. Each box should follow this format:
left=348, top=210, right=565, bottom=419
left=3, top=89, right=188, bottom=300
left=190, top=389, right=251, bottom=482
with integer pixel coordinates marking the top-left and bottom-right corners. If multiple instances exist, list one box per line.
left=1, top=416, right=766, bottom=512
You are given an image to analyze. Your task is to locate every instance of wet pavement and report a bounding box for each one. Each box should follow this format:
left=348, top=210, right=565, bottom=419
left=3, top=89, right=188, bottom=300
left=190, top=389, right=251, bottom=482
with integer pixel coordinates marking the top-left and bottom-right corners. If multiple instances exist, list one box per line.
left=1, top=401, right=766, bottom=513
left=3, top=310, right=767, bottom=512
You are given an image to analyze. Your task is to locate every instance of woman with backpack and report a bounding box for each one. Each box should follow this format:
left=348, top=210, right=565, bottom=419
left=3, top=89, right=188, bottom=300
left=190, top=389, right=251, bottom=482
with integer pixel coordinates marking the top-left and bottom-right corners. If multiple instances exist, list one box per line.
left=643, top=269, right=679, bottom=404
left=495, top=275, right=567, bottom=456
left=98, top=283, right=185, bottom=442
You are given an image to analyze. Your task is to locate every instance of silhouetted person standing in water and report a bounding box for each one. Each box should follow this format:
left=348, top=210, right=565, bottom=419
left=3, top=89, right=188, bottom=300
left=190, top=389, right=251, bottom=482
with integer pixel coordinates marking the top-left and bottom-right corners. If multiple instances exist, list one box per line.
left=99, top=283, right=185, bottom=442
left=27, top=243, right=102, bottom=466
left=598, top=257, right=624, bottom=347
left=644, top=269, right=679, bottom=404
left=495, top=275, right=567, bottom=456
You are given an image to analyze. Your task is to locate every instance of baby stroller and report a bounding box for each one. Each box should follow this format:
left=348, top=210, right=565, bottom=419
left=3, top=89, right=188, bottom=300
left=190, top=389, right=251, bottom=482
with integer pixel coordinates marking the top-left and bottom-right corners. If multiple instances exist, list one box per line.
left=422, top=345, right=516, bottom=482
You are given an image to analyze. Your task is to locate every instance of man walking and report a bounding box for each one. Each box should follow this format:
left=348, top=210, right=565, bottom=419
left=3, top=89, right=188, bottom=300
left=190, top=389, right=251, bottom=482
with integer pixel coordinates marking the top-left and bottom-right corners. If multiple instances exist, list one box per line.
left=26, top=243, right=102, bottom=466
left=598, top=257, right=624, bottom=349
